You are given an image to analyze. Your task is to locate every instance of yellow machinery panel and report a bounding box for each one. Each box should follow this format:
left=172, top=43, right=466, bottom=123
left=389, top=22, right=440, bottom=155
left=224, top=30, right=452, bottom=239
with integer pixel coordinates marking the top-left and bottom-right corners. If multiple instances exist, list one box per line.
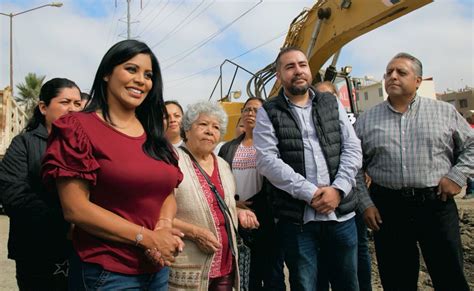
left=219, top=101, right=244, bottom=141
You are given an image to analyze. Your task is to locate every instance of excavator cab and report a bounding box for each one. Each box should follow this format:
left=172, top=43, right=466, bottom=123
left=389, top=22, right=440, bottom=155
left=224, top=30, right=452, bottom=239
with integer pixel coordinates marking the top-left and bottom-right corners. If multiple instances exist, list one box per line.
left=319, top=64, right=359, bottom=124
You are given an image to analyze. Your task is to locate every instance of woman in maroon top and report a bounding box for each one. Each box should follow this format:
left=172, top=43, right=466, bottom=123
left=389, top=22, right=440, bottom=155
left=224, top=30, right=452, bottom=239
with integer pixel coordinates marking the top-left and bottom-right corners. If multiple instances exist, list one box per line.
left=42, top=40, right=184, bottom=290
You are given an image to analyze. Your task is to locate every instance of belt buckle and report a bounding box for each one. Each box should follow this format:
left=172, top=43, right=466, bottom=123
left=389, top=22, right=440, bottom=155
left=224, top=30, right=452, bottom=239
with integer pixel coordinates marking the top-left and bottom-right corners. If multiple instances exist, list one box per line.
left=402, top=188, right=426, bottom=204
left=401, top=188, right=415, bottom=197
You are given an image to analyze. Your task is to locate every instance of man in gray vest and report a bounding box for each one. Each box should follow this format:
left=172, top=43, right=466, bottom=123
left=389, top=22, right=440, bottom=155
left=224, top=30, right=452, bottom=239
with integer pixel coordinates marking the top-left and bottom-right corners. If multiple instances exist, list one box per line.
left=254, top=47, right=362, bottom=291
left=355, top=52, right=471, bottom=290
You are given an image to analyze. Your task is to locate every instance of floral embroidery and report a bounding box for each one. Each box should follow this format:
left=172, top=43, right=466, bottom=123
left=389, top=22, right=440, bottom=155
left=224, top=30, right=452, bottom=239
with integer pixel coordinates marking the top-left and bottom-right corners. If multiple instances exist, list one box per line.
left=194, top=165, right=225, bottom=278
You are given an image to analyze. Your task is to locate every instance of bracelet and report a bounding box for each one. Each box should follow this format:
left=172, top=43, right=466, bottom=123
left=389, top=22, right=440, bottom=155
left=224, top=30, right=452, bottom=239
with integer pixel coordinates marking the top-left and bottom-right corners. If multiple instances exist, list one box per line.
left=159, top=217, right=173, bottom=223
left=135, top=226, right=144, bottom=246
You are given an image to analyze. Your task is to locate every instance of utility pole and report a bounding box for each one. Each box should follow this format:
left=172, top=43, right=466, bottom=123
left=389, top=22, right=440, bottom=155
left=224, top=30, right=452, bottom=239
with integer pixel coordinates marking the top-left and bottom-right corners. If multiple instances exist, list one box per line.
left=127, top=0, right=131, bottom=39
left=117, top=0, right=142, bottom=40
left=0, top=2, right=63, bottom=94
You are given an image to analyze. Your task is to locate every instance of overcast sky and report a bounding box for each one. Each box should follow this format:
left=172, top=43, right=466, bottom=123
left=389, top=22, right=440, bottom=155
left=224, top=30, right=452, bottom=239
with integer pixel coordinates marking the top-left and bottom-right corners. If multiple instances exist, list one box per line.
left=1, top=0, right=472, bottom=107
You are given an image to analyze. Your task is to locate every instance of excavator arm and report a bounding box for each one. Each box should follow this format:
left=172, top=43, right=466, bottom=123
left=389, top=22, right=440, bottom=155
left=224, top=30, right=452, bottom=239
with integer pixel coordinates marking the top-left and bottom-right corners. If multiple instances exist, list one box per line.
left=220, top=0, right=432, bottom=140
left=249, top=0, right=432, bottom=98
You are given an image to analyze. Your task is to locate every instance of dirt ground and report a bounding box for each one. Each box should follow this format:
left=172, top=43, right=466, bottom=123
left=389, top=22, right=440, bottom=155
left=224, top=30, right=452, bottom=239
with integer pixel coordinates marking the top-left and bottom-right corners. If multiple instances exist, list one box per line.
left=0, top=195, right=472, bottom=290
left=0, top=215, right=15, bottom=290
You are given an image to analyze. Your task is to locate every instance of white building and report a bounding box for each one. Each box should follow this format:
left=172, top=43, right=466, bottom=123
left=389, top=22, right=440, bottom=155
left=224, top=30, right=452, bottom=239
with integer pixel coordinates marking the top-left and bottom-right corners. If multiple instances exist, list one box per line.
left=355, top=77, right=436, bottom=113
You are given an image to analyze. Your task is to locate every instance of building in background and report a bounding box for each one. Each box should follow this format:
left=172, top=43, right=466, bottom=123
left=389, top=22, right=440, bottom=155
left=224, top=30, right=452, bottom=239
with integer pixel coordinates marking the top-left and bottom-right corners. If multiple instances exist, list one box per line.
left=436, top=87, right=474, bottom=118
left=354, top=77, right=436, bottom=112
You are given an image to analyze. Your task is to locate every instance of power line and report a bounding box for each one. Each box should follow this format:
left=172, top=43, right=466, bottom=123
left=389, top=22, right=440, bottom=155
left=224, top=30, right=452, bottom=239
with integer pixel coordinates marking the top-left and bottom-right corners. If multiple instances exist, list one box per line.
left=161, top=0, right=262, bottom=63
left=135, top=0, right=163, bottom=26
left=151, top=0, right=216, bottom=49
left=150, top=0, right=206, bottom=48
left=165, top=30, right=285, bottom=86
left=172, top=0, right=216, bottom=37
left=137, top=0, right=170, bottom=36
left=104, top=4, right=119, bottom=50
left=110, top=9, right=127, bottom=45
left=161, top=0, right=263, bottom=70
left=230, top=31, right=286, bottom=60
left=139, top=0, right=186, bottom=37
left=133, top=0, right=152, bottom=19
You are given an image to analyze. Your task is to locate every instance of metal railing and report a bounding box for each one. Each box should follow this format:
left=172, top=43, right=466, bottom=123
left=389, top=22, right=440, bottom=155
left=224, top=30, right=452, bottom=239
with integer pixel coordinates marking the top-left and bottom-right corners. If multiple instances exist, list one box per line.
left=0, top=87, right=27, bottom=158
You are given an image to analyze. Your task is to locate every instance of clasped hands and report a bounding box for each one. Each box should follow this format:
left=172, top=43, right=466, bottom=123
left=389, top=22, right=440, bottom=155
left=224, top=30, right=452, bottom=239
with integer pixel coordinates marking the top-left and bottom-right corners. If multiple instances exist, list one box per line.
left=310, top=186, right=342, bottom=214
left=143, top=219, right=185, bottom=267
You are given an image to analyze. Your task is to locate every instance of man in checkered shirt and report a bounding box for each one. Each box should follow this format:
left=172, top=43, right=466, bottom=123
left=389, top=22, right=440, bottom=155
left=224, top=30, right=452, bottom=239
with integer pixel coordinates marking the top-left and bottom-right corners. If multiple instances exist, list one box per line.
left=354, top=52, right=472, bottom=291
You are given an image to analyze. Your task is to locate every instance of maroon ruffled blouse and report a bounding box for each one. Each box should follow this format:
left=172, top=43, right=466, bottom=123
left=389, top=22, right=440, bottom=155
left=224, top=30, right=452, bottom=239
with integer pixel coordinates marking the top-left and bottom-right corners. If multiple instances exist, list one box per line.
left=42, top=112, right=182, bottom=274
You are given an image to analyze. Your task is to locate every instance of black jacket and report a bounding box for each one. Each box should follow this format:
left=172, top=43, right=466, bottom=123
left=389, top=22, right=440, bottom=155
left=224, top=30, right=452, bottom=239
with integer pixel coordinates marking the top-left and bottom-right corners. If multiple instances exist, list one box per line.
left=0, top=124, right=71, bottom=261
left=263, top=88, right=357, bottom=223
left=218, top=134, right=245, bottom=170
left=218, top=133, right=276, bottom=236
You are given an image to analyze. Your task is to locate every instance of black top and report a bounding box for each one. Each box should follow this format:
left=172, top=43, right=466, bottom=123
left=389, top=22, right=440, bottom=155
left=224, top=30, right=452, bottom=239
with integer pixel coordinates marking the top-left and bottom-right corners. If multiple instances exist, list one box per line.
left=0, top=124, right=71, bottom=261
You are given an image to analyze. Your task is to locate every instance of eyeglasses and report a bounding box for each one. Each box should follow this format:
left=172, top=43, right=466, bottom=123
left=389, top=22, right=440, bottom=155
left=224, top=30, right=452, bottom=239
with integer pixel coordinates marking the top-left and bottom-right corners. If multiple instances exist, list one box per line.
left=241, top=107, right=259, bottom=114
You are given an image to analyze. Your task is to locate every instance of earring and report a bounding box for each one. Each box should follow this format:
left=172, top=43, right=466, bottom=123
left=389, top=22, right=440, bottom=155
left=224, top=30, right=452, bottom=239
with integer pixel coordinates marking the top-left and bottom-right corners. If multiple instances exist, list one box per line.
left=103, top=77, right=109, bottom=82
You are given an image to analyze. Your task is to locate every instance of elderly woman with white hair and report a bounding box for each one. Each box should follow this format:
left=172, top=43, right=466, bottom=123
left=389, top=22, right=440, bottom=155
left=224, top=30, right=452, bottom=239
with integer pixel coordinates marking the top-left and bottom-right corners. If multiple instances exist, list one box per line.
left=169, top=101, right=259, bottom=291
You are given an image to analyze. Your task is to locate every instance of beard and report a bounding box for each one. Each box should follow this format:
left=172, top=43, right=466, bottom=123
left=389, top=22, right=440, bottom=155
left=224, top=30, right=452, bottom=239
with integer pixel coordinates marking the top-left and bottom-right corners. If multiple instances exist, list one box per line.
left=287, top=83, right=310, bottom=95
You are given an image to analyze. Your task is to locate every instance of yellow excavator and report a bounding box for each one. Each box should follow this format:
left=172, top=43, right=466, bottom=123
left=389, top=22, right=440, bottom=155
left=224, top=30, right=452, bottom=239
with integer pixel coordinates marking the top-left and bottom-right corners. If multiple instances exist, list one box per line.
left=215, top=0, right=432, bottom=141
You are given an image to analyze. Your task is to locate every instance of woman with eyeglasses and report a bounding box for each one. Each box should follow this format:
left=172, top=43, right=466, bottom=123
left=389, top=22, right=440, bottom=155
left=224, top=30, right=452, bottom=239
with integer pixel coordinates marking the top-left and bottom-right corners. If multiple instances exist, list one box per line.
left=218, top=97, right=286, bottom=290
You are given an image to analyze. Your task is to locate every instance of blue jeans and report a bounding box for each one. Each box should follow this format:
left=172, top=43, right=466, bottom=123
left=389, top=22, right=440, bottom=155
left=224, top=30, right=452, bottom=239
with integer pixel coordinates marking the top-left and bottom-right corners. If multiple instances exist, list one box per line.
left=277, top=217, right=359, bottom=291
left=355, top=213, right=372, bottom=291
left=317, top=213, right=372, bottom=291
left=69, top=251, right=169, bottom=290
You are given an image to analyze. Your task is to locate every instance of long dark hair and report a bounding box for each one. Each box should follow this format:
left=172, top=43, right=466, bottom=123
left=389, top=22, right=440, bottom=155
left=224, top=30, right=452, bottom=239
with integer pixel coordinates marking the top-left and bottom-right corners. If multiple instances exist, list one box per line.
left=86, top=39, right=177, bottom=166
left=24, top=78, right=80, bottom=132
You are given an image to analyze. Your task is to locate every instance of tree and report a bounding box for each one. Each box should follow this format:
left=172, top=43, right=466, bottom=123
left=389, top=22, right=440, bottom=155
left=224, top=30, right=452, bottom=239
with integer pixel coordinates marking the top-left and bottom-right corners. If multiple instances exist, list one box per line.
left=15, top=73, right=46, bottom=117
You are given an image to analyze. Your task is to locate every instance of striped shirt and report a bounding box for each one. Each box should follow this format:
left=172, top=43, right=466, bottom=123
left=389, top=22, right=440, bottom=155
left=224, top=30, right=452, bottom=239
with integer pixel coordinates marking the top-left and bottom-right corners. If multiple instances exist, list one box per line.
left=355, top=96, right=474, bottom=190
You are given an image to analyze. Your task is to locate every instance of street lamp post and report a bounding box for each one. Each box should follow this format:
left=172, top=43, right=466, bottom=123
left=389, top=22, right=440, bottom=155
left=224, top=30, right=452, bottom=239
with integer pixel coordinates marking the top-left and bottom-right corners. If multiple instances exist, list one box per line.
left=0, top=2, right=63, bottom=95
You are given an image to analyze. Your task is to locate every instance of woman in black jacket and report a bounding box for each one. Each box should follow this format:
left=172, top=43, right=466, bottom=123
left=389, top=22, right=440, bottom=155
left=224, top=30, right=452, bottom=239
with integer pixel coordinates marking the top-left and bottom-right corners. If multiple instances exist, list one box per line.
left=0, top=78, right=82, bottom=290
left=218, top=97, right=286, bottom=291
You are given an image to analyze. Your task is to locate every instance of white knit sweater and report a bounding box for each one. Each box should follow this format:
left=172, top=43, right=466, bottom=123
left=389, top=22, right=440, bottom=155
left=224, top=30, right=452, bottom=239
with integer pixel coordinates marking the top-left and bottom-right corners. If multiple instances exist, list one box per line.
left=169, top=148, right=240, bottom=291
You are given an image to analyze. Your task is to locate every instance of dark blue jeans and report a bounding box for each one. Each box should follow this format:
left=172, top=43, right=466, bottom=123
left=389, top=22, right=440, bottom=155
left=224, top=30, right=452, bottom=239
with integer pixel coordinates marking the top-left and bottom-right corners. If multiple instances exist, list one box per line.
left=371, top=189, right=469, bottom=291
left=355, top=213, right=372, bottom=291
left=277, top=217, right=359, bottom=291
left=317, top=213, right=372, bottom=291
left=69, top=251, right=169, bottom=290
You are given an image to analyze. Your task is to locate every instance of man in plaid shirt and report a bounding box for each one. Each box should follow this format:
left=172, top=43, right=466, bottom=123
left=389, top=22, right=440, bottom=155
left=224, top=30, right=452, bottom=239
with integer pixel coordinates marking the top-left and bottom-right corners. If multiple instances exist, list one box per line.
left=354, top=52, right=472, bottom=291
